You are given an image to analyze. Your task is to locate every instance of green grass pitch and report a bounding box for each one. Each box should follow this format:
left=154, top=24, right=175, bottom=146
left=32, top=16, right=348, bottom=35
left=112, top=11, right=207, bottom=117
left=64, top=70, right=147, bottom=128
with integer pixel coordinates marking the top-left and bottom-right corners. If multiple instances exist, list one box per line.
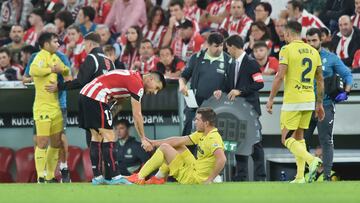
left=1, top=182, right=359, bottom=203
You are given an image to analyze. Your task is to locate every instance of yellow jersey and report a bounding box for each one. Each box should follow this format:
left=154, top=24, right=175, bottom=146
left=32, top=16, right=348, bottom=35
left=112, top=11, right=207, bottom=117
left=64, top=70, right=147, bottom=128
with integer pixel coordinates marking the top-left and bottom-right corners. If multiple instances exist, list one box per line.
left=279, top=40, right=322, bottom=111
left=30, top=49, right=70, bottom=119
left=189, top=128, right=224, bottom=181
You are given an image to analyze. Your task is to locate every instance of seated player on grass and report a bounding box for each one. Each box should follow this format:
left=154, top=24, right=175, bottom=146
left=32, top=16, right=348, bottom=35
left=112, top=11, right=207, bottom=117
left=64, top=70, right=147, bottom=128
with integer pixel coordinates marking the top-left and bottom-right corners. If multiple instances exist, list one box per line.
left=127, top=107, right=227, bottom=184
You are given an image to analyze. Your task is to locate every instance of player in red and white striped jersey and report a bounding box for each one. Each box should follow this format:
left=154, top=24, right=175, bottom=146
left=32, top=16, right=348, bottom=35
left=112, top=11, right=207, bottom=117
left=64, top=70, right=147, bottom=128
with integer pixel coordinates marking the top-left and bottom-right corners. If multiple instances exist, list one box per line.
left=79, top=69, right=166, bottom=184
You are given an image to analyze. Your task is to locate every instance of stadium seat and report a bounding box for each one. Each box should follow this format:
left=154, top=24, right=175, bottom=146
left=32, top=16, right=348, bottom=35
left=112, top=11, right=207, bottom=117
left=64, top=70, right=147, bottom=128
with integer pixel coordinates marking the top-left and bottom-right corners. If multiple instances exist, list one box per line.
left=15, top=147, right=37, bottom=183
left=0, top=147, right=14, bottom=183
left=67, top=146, right=83, bottom=182
left=82, top=148, right=93, bottom=182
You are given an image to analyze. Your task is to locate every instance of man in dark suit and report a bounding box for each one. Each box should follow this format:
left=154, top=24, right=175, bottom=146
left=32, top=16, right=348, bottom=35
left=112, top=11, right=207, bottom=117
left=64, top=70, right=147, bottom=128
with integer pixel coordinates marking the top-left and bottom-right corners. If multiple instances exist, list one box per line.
left=331, top=15, right=360, bottom=67
left=214, top=34, right=266, bottom=181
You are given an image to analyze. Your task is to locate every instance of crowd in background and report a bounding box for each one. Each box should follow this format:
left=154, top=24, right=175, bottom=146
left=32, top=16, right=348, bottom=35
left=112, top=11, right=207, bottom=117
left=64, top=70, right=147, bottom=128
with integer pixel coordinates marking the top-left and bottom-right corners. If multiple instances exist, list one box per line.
left=0, top=0, right=359, bottom=82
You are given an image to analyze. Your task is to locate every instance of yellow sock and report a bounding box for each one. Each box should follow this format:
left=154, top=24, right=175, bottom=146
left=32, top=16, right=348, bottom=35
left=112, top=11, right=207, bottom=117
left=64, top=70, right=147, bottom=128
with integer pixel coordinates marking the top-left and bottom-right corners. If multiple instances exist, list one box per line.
left=295, top=140, right=306, bottom=179
left=138, top=149, right=165, bottom=179
left=45, top=147, right=59, bottom=180
left=35, top=147, right=47, bottom=179
left=285, top=137, right=314, bottom=165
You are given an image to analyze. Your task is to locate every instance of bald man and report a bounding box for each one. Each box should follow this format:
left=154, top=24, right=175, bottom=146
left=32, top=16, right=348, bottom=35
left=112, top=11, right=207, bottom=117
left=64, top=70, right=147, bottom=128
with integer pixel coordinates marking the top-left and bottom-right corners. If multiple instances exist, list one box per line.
left=331, top=15, right=360, bottom=66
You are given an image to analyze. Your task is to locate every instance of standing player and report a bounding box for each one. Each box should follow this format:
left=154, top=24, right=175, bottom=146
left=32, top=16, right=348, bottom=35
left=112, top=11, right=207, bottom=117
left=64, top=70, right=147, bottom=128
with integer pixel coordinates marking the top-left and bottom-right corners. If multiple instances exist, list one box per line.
left=266, top=21, right=325, bottom=183
left=79, top=69, right=166, bottom=185
left=30, top=32, right=71, bottom=183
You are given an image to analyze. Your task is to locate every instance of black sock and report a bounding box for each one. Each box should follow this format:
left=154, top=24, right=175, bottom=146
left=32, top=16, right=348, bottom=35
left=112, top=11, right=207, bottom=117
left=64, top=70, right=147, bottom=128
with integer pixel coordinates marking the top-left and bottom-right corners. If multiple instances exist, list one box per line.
left=102, top=142, right=119, bottom=180
left=90, top=141, right=102, bottom=177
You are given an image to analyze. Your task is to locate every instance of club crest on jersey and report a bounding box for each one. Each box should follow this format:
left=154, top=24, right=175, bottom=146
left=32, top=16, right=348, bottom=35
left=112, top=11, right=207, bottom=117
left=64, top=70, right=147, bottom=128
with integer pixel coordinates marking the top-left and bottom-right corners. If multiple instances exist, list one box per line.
left=138, top=88, right=144, bottom=98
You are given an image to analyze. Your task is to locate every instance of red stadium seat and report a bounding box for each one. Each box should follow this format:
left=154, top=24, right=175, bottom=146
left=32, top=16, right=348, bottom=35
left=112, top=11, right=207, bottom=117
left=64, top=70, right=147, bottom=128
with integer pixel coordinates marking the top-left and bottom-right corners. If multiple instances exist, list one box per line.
left=67, top=146, right=83, bottom=182
left=0, top=147, right=14, bottom=183
left=15, top=147, right=37, bottom=183
left=82, top=148, right=93, bottom=182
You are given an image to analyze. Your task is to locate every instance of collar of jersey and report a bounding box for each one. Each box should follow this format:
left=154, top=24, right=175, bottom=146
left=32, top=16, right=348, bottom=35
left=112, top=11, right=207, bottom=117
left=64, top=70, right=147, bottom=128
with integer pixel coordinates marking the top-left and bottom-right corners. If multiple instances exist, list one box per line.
left=39, top=49, right=52, bottom=57
left=204, top=52, right=224, bottom=64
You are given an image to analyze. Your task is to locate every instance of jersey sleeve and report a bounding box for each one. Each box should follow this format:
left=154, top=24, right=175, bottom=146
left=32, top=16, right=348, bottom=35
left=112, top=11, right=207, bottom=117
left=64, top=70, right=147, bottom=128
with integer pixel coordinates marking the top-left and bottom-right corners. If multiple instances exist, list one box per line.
left=29, top=55, right=52, bottom=77
left=128, top=76, right=144, bottom=102
left=189, top=131, right=202, bottom=145
left=279, top=46, right=289, bottom=65
left=206, top=134, right=224, bottom=154
left=315, top=51, right=322, bottom=68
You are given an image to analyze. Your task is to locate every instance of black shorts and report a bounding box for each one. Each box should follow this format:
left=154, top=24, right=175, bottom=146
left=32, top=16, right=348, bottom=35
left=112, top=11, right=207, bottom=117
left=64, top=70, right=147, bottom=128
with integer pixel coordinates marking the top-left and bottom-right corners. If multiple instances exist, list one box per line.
left=78, top=95, right=113, bottom=130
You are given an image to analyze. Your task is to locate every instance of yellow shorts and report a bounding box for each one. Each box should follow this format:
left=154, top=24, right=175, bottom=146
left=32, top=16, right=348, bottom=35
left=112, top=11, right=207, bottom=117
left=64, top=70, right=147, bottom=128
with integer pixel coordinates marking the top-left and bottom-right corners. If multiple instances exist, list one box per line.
left=168, top=149, right=200, bottom=184
left=280, top=110, right=312, bottom=130
left=34, top=109, right=63, bottom=136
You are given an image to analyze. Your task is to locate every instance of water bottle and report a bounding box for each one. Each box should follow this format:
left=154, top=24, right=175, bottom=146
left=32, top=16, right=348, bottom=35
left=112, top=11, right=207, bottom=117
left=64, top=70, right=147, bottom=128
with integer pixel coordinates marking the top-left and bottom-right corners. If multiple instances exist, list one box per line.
left=280, top=171, right=287, bottom=181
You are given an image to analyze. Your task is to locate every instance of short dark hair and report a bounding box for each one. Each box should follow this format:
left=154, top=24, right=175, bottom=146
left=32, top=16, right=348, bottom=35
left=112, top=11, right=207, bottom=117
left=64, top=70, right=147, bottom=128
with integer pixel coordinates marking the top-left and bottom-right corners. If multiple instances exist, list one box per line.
left=288, top=0, right=303, bottom=11
left=320, top=27, right=330, bottom=36
left=38, top=32, right=58, bottom=48
left=169, top=0, right=184, bottom=9
left=159, top=46, right=174, bottom=55
left=67, top=25, right=81, bottom=33
left=55, top=10, right=74, bottom=29
left=285, top=21, right=302, bottom=35
left=141, top=39, right=153, bottom=47
left=306, top=28, right=322, bottom=39
left=150, top=71, right=166, bottom=89
left=21, top=45, right=39, bottom=54
left=178, top=19, right=194, bottom=29
left=84, top=32, right=101, bottom=44
left=207, top=32, right=224, bottom=45
left=31, top=8, right=45, bottom=22
left=114, top=119, right=130, bottom=128
left=103, top=45, right=115, bottom=54
left=0, top=47, right=11, bottom=56
left=197, top=107, right=216, bottom=126
left=225, top=34, right=244, bottom=49
left=257, top=2, right=272, bottom=15
left=253, top=41, right=268, bottom=50
left=81, top=6, right=96, bottom=21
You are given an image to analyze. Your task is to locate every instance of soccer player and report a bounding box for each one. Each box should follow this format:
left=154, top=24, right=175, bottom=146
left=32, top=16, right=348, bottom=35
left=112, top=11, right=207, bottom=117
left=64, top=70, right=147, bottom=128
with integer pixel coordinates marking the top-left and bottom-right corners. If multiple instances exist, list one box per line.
left=79, top=69, right=166, bottom=185
left=127, top=107, right=226, bottom=185
left=265, top=21, right=325, bottom=183
left=30, top=32, right=71, bottom=183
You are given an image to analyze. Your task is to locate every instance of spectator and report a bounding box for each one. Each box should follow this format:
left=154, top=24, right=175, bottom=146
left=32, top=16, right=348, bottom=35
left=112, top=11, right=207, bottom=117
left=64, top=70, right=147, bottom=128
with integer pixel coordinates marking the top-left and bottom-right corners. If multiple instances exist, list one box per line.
left=162, top=0, right=199, bottom=47
left=201, top=0, right=231, bottom=29
left=322, top=0, right=354, bottom=34
left=23, top=8, right=45, bottom=46
left=253, top=41, right=279, bottom=75
left=63, top=0, right=83, bottom=20
left=96, top=24, right=121, bottom=57
left=331, top=15, right=360, bottom=67
left=103, top=44, right=125, bottom=69
left=352, top=49, right=360, bottom=72
left=33, top=0, right=64, bottom=24
left=184, top=0, right=203, bottom=22
left=21, top=45, right=39, bottom=83
left=243, top=21, right=272, bottom=55
left=352, top=0, right=360, bottom=29
left=42, top=23, right=57, bottom=34
left=89, top=0, right=112, bottom=24
left=54, top=10, right=75, bottom=45
left=120, top=26, right=142, bottom=70
left=77, top=6, right=97, bottom=36
left=220, top=0, right=253, bottom=40
left=156, top=46, right=185, bottom=78
left=171, top=19, right=205, bottom=62
left=114, top=119, right=150, bottom=176
left=255, top=2, right=278, bottom=43
left=62, top=25, right=87, bottom=76
left=0, top=0, right=33, bottom=29
left=4, top=25, right=26, bottom=65
left=0, top=47, right=22, bottom=81
left=320, top=27, right=332, bottom=43
left=287, top=0, right=326, bottom=38
left=105, top=0, right=147, bottom=35
left=142, top=6, right=167, bottom=50
left=132, top=39, right=160, bottom=74
left=271, top=18, right=287, bottom=59
left=244, top=0, right=260, bottom=20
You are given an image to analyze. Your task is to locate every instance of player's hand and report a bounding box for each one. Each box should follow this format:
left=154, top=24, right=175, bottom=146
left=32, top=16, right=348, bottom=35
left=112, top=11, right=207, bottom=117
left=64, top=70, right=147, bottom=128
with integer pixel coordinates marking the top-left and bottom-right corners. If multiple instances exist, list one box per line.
left=169, top=16, right=178, bottom=28
left=45, top=81, right=58, bottom=93
left=213, top=90, right=222, bottom=100
left=22, top=77, right=32, bottom=84
left=179, top=83, right=189, bottom=96
left=227, top=89, right=241, bottom=101
left=315, top=103, right=325, bottom=121
left=266, top=99, right=274, bottom=114
left=334, top=92, right=348, bottom=103
left=141, top=138, right=154, bottom=152
left=51, top=64, right=64, bottom=73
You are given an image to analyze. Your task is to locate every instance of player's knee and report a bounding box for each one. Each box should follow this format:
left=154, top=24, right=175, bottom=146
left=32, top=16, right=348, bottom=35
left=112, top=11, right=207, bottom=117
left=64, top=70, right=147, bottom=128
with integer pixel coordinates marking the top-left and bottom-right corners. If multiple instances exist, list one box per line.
left=37, top=137, right=49, bottom=149
left=159, top=143, right=171, bottom=151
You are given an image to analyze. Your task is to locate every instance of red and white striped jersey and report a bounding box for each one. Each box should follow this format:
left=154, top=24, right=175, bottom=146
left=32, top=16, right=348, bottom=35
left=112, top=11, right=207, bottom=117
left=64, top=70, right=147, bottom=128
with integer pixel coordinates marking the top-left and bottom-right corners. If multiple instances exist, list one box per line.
left=220, top=15, right=253, bottom=40
left=297, top=9, right=326, bottom=39
left=142, top=25, right=167, bottom=49
left=206, top=0, right=231, bottom=29
left=80, top=69, right=144, bottom=103
left=23, top=27, right=38, bottom=46
left=351, top=13, right=360, bottom=29
left=184, top=5, right=203, bottom=23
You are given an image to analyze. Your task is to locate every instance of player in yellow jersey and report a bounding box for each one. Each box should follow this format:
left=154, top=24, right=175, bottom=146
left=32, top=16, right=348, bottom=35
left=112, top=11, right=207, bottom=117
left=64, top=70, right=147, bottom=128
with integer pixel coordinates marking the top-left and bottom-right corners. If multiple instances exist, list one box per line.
left=266, top=21, right=325, bottom=183
left=127, top=107, right=227, bottom=184
left=30, top=32, right=71, bottom=183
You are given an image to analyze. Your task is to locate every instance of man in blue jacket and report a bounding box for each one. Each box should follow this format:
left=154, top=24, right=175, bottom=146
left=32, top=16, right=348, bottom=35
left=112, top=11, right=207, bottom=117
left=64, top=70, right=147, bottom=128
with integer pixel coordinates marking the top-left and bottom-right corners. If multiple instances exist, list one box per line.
left=305, top=28, right=353, bottom=181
